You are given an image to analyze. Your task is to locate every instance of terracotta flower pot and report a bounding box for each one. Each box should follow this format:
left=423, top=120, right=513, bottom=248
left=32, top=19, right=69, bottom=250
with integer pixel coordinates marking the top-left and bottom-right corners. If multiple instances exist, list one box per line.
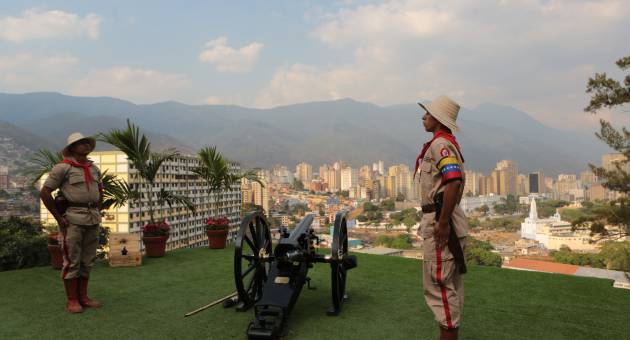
left=47, top=244, right=63, bottom=270
left=207, top=229, right=228, bottom=249
left=143, top=235, right=169, bottom=257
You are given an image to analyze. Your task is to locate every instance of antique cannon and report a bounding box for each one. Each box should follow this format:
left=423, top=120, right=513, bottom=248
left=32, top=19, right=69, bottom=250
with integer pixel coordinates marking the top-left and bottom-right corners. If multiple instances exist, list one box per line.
left=230, top=211, right=357, bottom=339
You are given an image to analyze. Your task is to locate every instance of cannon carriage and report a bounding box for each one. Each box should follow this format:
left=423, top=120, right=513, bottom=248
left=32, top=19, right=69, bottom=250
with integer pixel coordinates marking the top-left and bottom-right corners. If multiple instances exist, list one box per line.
left=230, top=211, right=358, bottom=339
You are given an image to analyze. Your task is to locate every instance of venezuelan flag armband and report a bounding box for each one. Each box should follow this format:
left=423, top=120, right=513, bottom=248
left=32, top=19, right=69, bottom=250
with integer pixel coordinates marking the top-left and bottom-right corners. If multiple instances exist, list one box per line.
left=436, top=154, right=463, bottom=184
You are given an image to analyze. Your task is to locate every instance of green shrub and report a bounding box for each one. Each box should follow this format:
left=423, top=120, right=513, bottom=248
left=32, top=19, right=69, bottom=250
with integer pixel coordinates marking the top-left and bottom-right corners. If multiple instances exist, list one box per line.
left=465, top=237, right=502, bottom=267
left=0, top=217, right=50, bottom=271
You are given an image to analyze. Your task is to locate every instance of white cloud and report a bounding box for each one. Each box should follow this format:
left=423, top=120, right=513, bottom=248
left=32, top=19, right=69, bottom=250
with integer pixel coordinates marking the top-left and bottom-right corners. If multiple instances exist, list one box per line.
left=0, top=9, right=101, bottom=42
left=0, top=53, right=79, bottom=91
left=257, top=0, right=630, bottom=130
left=313, top=1, right=452, bottom=45
left=71, top=67, right=190, bottom=103
left=199, top=37, right=264, bottom=73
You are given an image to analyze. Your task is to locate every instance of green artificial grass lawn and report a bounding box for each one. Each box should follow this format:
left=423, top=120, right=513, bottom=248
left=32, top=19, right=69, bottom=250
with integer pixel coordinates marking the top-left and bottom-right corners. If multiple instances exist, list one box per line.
left=1, top=247, right=629, bottom=340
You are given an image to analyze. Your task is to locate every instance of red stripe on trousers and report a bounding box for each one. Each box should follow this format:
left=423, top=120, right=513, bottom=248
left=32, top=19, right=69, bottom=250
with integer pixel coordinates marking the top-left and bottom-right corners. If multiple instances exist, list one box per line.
left=435, top=245, right=454, bottom=329
left=61, top=231, right=70, bottom=279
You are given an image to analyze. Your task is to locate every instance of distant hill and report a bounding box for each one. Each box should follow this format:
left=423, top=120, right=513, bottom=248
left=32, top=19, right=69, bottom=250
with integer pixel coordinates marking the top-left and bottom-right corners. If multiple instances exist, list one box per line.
left=0, top=120, right=58, bottom=151
left=0, top=92, right=608, bottom=175
left=23, top=112, right=195, bottom=154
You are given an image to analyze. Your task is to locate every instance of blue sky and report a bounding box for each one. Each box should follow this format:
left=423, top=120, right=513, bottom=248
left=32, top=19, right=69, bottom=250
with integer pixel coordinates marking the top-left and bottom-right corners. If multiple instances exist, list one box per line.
left=0, top=0, right=628, bottom=131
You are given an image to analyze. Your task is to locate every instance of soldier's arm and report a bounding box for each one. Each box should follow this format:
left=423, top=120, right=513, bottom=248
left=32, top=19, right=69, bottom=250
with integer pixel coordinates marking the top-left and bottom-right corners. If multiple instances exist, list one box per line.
left=40, top=187, right=68, bottom=228
left=41, top=164, right=69, bottom=227
left=435, top=181, right=461, bottom=244
left=432, top=142, right=463, bottom=247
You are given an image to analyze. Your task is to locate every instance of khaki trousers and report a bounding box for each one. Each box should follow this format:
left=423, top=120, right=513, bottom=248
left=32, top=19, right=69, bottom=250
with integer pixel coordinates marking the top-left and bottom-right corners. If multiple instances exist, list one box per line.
left=422, top=236, right=466, bottom=329
left=60, top=224, right=99, bottom=279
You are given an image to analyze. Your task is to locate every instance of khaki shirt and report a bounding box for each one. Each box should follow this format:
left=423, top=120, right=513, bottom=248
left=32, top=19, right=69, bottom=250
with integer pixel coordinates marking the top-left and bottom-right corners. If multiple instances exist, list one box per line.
left=417, top=137, right=468, bottom=238
left=43, top=158, right=102, bottom=226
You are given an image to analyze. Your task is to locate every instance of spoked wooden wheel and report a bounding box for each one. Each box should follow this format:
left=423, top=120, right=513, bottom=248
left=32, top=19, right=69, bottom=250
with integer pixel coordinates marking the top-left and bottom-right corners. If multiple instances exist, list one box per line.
left=234, top=212, right=273, bottom=308
left=328, top=212, right=349, bottom=316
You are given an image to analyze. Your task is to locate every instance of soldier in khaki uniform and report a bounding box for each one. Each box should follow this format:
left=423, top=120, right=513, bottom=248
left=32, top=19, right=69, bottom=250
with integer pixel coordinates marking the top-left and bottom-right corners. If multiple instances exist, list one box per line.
left=414, top=96, right=468, bottom=340
left=40, top=132, right=103, bottom=313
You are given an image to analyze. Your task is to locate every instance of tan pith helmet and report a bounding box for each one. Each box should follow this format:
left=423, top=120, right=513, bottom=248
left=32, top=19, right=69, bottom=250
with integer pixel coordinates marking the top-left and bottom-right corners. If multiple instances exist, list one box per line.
left=418, top=95, right=461, bottom=132
left=62, top=132, right=96, bottom=157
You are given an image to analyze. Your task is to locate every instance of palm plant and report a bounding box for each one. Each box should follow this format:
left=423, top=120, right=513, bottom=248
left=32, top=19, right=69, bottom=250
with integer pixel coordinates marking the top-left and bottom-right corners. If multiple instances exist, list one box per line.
left=29, top=149, right=130, bottom=210
left=193, top=146, right=263, bottom=229
left=98, top=119, right=195, bottom=226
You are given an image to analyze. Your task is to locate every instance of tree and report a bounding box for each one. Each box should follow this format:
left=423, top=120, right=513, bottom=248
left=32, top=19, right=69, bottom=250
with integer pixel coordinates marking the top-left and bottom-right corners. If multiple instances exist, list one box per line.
left=99, top=120, right=195, bottom=224
left=599, top=241, right=630, bottom=271
left=381, top=199, right=395, bottom=211
left=193, top=146, right=261, bottom=221
left=292, top=178, right=304, bottom=191
left=584, top=55, right=630, bottom=238
left=476, top=205, right=489, bottom=215
left=465, top=238, right=502, bottom=267
left=363, top=202, right=379, bottom=212
left=493, top=195, right=525, bottom=215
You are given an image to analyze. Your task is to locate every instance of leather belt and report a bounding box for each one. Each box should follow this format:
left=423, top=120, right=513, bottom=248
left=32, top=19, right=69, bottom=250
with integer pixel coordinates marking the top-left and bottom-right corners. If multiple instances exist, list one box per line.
left=68, top=202, right=99, bottom=209
left=421, top=204, right=436, bottom=213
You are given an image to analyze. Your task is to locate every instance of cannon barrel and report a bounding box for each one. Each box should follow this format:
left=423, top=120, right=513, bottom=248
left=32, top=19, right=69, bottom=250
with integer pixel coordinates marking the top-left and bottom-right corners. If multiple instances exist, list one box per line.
left=274, top=214, right=314, bottom=260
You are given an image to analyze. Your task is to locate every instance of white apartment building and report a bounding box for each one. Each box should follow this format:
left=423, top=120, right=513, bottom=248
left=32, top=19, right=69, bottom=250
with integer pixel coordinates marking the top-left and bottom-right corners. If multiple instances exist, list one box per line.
left=40, top=151, right=242, bottom=251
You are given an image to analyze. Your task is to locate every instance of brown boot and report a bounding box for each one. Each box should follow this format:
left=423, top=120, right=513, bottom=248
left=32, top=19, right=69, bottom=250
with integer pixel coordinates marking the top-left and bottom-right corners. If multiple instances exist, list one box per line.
left=78, top=277, right=102, bottom=309
left=63, top=278, right=83, bottom=313
left=439, top=327, right=458, bottom=340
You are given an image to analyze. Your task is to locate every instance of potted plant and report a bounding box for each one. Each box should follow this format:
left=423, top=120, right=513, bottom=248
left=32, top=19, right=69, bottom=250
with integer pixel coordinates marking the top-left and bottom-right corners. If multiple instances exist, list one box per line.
left=205, top=216, right=230, bottom=249
left=99, top=120, right=195, bottom=258
left=45, top=225, right=63, bottom=270
left=193, top=146, right=263, bottom=249
left=142, top=221, right=171, bottom=257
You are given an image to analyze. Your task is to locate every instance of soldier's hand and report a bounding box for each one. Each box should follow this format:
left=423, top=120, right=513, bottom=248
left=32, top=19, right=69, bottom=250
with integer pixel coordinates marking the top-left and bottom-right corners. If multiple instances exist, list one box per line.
left=433, top=221, right=450, bottom=249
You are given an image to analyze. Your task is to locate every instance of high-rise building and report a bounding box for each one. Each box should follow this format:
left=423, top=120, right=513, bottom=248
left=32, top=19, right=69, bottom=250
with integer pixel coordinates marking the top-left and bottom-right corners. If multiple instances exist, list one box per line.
left=250, top=170, right=270, bottom=214
left=272, top=165, right=293, bottom=185
left=464, top=170, right=483, bottom=196
left=0, top=166, right=8, bottom=190
left=555, top=174, right=580, bottom=201
left=359, top=165, right=372, bottom=186
left=488, top=169, right=501, bottom=195
left=366, top=178, right=381, bottom=201
left=528, top=171, right=545, bottom=194
left=496, top=160, right=518, bottom=196
left=340, top=167, right=358, bottom=191
left=478, top=174, right=487, bottom=196
left=296, top=162, right=313, bottom=186
left=385, top=175, right=398, bottom=198
left=40, top=151, right=242, bottom=250
left=580, top=171, right=598, bottom=186
left=517, top=174, right=529, bottom=196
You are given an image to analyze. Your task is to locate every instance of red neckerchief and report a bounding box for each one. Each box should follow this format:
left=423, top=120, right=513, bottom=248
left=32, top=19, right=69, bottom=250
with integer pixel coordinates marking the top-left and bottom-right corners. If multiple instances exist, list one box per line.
left=413, top=130, right=464, bottom=179
left=62, top=158, right=94, bottom=190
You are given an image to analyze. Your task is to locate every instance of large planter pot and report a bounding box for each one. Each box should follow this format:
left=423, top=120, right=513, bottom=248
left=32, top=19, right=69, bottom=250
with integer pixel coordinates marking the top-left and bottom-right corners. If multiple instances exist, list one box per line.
left=47, top=244, right=63, bottom=270
left=207, top=229, right=228, bottom=249
left=143, top=235, right=169, bottom=257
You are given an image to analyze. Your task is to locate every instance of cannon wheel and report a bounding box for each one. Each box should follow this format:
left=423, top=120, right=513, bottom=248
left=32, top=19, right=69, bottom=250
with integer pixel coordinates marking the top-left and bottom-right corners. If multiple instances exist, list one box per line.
left=328, top=212, right=349, bottom=316
left=234, top=212, right=272, bottom=309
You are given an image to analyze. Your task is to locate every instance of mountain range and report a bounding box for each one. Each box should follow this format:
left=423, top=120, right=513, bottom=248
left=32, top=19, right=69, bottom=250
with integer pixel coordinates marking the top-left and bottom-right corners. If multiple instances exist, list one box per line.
left=0, top=92, right=608, bottom=176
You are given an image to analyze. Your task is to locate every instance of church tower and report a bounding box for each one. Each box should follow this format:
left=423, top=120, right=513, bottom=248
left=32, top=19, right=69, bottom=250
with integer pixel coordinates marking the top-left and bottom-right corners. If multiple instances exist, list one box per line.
left=529, top=198, right=538, bottom=220
left=521, top=198, right=539, bottom=240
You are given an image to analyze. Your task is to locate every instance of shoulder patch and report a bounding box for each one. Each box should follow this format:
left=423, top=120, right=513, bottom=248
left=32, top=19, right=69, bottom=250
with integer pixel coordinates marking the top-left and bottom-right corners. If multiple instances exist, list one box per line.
left=440, top=148, right=450, bottom=158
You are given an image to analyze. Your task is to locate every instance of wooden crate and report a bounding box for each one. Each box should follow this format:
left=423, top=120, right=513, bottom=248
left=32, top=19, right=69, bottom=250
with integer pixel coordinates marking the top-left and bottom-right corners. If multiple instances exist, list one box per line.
left=108, top=233, right=142, bottom=267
